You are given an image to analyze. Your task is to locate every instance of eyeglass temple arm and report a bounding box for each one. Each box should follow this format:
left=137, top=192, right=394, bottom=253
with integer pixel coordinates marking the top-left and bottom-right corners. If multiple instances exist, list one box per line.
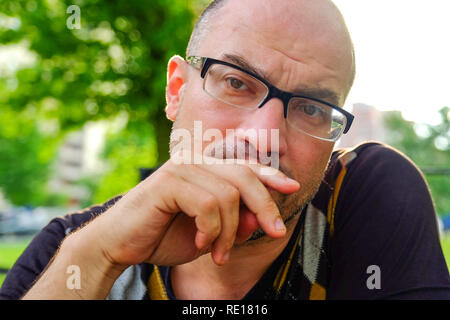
left=343, top=112, right=354, bottom=134
left=187, top=56, right=205, bottom=70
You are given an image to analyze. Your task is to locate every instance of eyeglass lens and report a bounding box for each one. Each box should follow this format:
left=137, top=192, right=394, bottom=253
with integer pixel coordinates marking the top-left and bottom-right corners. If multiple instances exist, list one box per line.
left=203, top=63, right=346, bottom=141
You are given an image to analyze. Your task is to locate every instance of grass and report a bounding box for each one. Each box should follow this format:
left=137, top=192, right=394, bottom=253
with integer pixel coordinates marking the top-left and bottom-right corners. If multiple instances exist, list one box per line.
left=0, top=239, right=32, bottom=287
left=441, top=234, right=450, bottom=271
left=1, top=235, right=450, bottom=288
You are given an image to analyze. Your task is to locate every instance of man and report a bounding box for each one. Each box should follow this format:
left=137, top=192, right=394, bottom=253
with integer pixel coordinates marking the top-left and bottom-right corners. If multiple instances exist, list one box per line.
left=1, top=0, right=449, bottom=300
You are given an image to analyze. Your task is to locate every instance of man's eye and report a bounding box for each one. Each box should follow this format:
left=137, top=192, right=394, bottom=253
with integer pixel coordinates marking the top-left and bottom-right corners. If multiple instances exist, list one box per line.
left=226, top=77, right=247, bottom=90
left=303, top=104, right=323, bottom=117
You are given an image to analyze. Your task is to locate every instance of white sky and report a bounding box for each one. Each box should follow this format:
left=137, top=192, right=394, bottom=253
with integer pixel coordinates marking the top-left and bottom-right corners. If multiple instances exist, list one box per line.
left=333, top=0, right=450, bottom=125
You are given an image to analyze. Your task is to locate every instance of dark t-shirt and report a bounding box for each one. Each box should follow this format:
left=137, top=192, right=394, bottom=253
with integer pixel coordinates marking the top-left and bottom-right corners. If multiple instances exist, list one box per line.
left=1, top=142, right=450, bottom=299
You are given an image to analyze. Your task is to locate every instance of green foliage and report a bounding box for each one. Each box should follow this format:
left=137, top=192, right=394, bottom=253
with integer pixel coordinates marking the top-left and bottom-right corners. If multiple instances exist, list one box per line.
left=0, top=107, right=61, bottom=206
left=0, top=0, right=197, bottom=206
left=384, top=107, right=450, bottom=215
left=92, top=120, right=158, bottom=204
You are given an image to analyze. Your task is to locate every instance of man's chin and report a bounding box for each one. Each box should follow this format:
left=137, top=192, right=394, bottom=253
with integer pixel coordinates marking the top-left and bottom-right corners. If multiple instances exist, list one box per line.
left=245, top=200, right=308, bottom=243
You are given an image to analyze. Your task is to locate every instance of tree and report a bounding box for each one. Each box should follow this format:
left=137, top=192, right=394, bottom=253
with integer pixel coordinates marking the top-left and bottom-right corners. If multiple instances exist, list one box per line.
left=0, top=0, right=197, bottom=206
left=0, top=107, right=62, bottom=206
left=384, top=107, right=450, bottom=216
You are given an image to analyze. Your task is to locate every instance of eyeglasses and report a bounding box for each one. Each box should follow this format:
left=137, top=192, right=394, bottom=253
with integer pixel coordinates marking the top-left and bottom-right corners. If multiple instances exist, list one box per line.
left=187, top=56, right=354, bottom=142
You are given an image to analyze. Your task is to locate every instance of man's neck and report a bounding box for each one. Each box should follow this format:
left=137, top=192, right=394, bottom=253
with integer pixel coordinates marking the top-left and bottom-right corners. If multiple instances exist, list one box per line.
left=171, top=215, right=300, bottom=300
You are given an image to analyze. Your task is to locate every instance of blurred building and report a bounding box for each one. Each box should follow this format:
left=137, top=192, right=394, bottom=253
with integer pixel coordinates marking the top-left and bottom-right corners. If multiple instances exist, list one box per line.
left=338, top=103, right=394, bottom=148
left=48, top=122, right=107, bottom=206
left=0, top=189, right=11, bottom=213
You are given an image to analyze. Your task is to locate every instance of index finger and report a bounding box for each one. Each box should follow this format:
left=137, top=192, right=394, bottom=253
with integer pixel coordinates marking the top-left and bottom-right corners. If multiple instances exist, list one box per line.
left=199, top=157, right=300, bottom=238
left=202, top=154, right=300, bottom=194
left=247, top=164, right=300, bottom=194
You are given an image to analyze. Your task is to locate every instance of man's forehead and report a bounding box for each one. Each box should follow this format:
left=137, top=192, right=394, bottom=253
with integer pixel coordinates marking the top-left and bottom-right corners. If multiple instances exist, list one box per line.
left=213, top=0, right=345, bottom=36
left=198, top=0, right=354, bottom=101
left=210, top=0, right=350, bottom=60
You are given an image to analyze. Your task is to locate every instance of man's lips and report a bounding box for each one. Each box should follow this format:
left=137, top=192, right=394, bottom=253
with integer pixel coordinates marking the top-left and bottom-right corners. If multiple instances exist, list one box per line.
left=208, top=139, right=276, bottom=168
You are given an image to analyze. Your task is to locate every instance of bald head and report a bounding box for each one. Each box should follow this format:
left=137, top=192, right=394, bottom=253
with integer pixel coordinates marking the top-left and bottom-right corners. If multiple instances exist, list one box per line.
left=187, top=0, right=228, bottom=57
left=187, top=0, right=355, bottom=100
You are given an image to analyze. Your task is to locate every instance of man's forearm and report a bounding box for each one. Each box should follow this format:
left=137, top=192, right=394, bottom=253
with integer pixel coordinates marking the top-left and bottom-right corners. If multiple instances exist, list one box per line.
left=21, top=225, right=127, bottom=300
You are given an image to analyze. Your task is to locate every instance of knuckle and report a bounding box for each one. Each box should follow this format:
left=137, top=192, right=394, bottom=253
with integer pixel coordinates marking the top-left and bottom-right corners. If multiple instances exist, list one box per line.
left=238, top=164, right=254, bottom=179
left=224, top=185, right=240, bottom=203
left=199, top=194, right=219, bottom=214
left=142, top=170, right=174, bottom=196
left=151, top=169, right=174, bottom=185
left=263, top=197, right=279, bottom=215
left=207, top=219, right=221, bottom=238
left=169, top=149, right=188, bottom=165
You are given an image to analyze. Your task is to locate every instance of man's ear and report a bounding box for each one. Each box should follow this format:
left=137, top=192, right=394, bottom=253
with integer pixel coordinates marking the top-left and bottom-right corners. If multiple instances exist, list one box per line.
left=165, top=55, right=188, bottom=122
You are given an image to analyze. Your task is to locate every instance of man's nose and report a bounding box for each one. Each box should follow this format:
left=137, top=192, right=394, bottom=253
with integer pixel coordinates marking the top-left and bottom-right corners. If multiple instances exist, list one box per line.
left=235, top=98, right=288, bottom=156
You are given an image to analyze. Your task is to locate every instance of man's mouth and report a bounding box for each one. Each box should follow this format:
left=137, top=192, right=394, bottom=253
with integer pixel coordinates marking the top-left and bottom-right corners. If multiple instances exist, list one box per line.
left=207, top=137, right=276, bottom=168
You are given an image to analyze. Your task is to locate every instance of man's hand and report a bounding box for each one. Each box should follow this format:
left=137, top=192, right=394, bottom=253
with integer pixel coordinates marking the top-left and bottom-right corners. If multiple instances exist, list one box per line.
left=22, top=154, right=299, bottom=299
left=92, top=154, right=300, bottom=267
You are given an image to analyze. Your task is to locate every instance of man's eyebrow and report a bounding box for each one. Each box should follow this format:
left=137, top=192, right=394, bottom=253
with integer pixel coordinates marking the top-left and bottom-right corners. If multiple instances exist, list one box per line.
left=220, top=53, right=341, bottom=105
left=221, top=53, right=270, bottom=81
left=293, top=87, right=341, bottom=105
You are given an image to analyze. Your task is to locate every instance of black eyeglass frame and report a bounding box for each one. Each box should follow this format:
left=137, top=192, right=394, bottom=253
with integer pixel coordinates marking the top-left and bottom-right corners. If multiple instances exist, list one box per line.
left=187, top=56, right=354, bottom=135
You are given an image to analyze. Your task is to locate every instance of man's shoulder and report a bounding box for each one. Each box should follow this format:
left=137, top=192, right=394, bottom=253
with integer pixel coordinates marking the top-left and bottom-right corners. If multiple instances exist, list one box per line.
left=316, top=141, right=400, bottom=205
left=325, top=140, right=431, bottom=220
left=327, top=141, right=422, bottom=189
left=322, top=142, right=450, bottom=299
left=332, top=141, right=415, bottom=169
left=61, top=195, right=123, bottom=234
left=38, top=194, right=124, bottom=238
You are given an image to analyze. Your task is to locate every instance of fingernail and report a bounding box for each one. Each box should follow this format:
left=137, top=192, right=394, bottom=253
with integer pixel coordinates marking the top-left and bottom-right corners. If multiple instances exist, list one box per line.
left=222, top=251, right=230, bottom=263
left=275, top=218, right=286, bottom=232
left=285, top=176, right=299, bottom=186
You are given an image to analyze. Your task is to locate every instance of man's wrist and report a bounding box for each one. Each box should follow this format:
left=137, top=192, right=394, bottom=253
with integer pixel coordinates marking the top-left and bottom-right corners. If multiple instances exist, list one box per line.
left=22, top=224, right=127, bottom=300
left=62, top=223, right=128, bottom=294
